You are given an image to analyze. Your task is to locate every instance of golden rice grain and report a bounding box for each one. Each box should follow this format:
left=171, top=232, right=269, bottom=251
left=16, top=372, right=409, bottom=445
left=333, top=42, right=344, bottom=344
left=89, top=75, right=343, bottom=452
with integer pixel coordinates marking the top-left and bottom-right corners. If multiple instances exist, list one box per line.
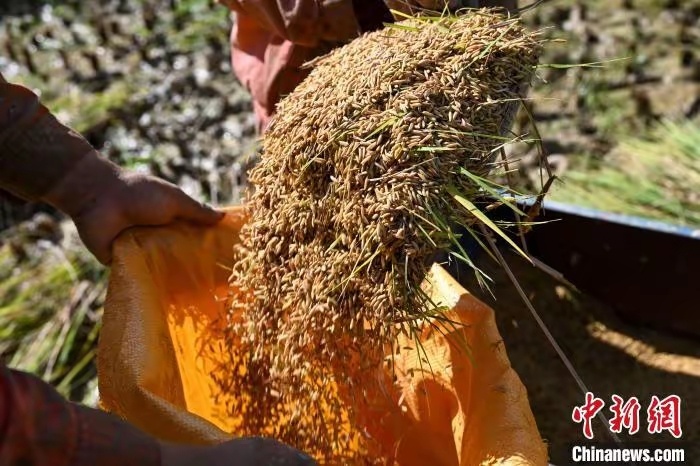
left=222, top=9, right=544, bottom=464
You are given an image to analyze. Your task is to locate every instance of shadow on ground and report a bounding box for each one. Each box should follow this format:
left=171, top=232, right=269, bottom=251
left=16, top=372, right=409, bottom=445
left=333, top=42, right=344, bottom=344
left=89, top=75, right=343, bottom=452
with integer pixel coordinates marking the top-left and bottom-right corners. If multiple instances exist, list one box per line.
left=449, top=251, right=699, bottom=464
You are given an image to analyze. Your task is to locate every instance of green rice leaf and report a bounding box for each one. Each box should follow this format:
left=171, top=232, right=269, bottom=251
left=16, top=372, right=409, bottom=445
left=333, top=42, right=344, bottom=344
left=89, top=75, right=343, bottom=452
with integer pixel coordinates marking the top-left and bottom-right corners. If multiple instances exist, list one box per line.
left=448, top=187, right=531, bottom=263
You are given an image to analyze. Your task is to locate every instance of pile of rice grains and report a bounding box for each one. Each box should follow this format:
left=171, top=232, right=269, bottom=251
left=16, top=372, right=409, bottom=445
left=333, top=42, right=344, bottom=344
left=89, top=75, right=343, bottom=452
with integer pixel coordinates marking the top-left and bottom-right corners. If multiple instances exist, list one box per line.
left=222, top=9, right=545, bottom=464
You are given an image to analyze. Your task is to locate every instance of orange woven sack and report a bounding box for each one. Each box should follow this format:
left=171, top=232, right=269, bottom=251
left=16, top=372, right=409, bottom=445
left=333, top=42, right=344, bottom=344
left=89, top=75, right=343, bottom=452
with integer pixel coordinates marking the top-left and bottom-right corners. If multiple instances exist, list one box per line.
left=97, top=207, right=547, bottom=465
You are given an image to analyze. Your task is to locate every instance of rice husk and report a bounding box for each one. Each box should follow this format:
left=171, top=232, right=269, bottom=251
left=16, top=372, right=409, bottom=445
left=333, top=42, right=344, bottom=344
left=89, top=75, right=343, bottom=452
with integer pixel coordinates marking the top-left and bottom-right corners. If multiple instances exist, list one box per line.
left=223, top=9, right=544, bottom=463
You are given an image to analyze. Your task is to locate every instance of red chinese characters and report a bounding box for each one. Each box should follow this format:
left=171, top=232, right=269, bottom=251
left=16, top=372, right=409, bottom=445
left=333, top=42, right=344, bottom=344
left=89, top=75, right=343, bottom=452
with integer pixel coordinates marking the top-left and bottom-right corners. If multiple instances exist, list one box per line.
left=609, top=395, right=641, bottom=435
left=572, top=392, right=605, bottom=439
left=572, top=393, right=683, bottom=440
left=647, top=395, right=682, bottom=438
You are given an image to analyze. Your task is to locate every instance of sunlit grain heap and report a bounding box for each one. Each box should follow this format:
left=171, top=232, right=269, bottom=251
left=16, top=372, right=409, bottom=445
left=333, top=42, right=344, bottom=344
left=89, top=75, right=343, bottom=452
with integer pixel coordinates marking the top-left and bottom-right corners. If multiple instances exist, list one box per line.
left=225, top=9, right=544, bottom=463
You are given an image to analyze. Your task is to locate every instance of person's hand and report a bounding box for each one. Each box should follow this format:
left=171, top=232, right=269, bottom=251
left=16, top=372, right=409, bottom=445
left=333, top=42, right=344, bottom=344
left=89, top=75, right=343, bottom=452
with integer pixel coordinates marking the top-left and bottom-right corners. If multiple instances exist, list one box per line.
left=42, top=150, right=223, bottom=264
left=72, top=171, right=223, bottom=265
left=159, top=437, right=318, bottom=466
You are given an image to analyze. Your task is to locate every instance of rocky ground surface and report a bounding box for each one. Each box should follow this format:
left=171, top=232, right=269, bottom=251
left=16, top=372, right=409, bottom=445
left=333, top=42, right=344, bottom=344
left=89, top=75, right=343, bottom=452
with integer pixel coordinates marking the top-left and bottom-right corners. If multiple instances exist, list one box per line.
left=1, top=0, right=698, bottom=463
left=1, top=0, right=256, bottom=227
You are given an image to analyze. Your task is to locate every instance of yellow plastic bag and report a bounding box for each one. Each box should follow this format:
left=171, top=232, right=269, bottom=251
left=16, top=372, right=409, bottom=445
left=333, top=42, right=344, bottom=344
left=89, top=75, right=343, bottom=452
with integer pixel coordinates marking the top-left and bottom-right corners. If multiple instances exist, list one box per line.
left=97, top=207, right=547, bottom=465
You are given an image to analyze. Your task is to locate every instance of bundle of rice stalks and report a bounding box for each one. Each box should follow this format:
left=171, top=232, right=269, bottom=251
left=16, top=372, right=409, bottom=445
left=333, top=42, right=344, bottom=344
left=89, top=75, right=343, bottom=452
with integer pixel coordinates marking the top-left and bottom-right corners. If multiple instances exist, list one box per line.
left=223, top=9, right=547, bottom=463
left=551, top=118, right=700, bottom=228
left=0, top=235, right=104, bottom=406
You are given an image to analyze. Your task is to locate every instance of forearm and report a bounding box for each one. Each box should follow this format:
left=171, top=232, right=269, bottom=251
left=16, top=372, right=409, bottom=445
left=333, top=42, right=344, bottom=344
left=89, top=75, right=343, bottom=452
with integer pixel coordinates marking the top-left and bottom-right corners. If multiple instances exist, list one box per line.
left=0, top=76, right=94, bottom=203
left=0, top=74, right=125, bottom=219
left=0, top=365, right=160, bottom=466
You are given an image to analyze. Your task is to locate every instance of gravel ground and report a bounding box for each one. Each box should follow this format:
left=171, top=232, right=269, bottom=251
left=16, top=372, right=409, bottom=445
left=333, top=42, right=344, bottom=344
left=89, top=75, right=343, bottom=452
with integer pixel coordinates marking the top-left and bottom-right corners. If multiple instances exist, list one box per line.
left=0, top=0, right=257, bottom=231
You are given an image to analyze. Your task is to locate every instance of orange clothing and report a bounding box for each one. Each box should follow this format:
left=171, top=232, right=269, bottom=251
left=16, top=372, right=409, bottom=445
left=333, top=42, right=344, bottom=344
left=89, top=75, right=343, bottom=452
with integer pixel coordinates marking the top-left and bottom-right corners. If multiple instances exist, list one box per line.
left=220, top=0, right=393, bottom=133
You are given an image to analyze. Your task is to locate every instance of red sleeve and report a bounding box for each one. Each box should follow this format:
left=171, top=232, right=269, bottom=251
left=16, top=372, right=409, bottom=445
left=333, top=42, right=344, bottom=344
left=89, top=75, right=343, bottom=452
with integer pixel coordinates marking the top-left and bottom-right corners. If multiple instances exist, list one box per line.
left=0, top=74, right=92, bottom=202
left=0, top=364, right=161, bottom=466
left=224, top=0, right=392, bottom=132
left=220, top=0, right=361, bottom=47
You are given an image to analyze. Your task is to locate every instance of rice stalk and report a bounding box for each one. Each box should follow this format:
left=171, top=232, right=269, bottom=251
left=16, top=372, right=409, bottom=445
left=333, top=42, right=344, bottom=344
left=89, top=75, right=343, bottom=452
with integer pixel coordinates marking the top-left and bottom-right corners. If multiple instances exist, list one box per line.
left=551, top=118, right=700, bottom=228
left=0, top=242, right=105, bottom=405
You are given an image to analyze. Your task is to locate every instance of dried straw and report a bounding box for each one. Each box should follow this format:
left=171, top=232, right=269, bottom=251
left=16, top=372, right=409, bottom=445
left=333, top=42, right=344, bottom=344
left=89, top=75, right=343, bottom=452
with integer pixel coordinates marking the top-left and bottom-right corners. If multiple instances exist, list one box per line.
left=223, top=9, right=544, bottom=463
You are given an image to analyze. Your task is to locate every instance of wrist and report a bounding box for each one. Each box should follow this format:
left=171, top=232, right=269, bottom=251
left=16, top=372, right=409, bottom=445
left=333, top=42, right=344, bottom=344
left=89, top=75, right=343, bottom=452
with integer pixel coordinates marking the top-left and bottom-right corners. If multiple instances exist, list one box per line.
left=42, top=150, right=125, bottom=219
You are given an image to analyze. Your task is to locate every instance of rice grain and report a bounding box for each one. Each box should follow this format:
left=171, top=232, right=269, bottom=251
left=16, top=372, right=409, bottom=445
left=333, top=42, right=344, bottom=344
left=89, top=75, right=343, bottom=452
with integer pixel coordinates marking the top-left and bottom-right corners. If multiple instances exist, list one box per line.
left=223, top=9, right=544, bottom=464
